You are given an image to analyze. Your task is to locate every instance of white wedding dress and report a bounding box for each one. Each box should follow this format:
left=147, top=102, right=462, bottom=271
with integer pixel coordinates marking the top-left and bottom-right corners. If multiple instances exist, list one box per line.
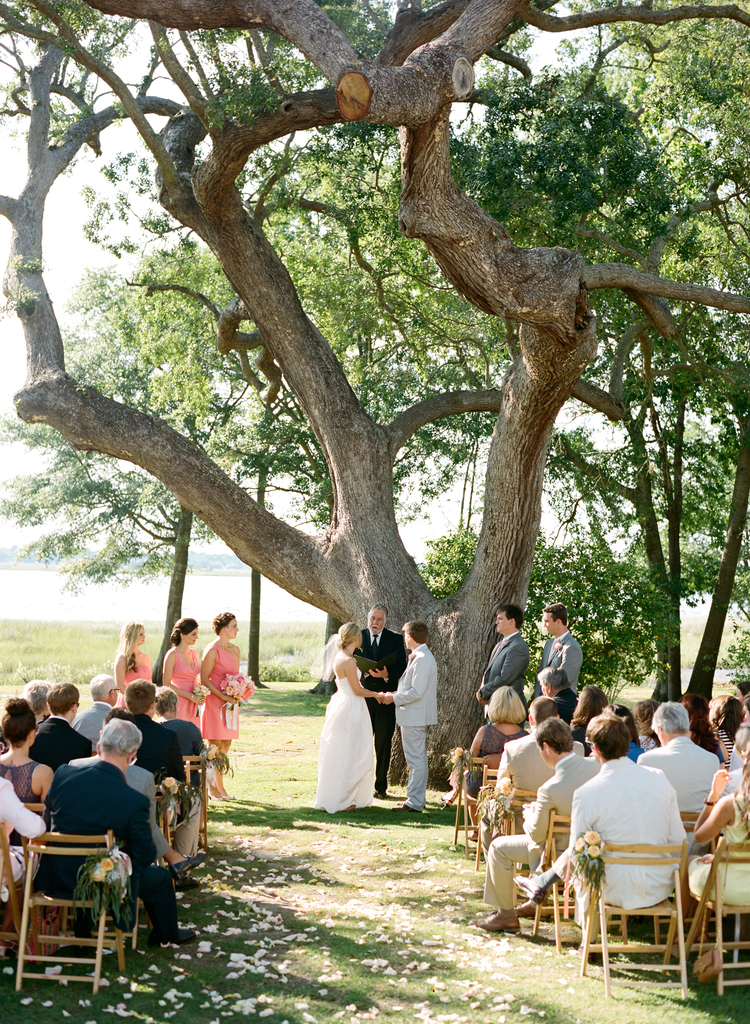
left=314, top=669, right=374, bottom=813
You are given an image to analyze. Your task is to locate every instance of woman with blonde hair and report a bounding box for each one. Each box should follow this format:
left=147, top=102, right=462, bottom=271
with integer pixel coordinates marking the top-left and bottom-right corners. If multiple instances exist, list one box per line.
left=442, top=686, right=527, bottom=824
left=113, top=621, right=152, bottom=708
left=314, top=622, right=375, bottom=813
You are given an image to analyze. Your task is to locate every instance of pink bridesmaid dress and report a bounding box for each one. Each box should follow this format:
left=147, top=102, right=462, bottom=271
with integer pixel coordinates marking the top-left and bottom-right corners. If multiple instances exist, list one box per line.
left=171, top=649, right=201, bottom=721
left=115, top=660, right=152, bottom=708
left=200, top=641, right=240, bottom=740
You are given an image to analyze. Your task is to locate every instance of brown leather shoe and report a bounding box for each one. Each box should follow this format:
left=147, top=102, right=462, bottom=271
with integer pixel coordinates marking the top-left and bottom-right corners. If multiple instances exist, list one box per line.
left=472, top=912, right=520, bottom=933
left=515, top=899, right=541, bottom=919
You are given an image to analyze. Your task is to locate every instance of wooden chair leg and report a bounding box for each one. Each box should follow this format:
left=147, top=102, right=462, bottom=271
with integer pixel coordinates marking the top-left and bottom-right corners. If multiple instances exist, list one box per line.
left=453, top=788, right=462, bottom=847
left=580, top=899, right=596, bottom=978
left=116, top=927, right=125, bottom=972
left=552, top=882, right=563, bottom=954
left=92, top=911, right=106, bottom=994
left=599, top=894, right=611, bottom=998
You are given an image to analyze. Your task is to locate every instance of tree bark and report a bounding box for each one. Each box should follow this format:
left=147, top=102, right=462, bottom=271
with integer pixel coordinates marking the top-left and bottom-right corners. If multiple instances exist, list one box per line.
left=689, top=423, right=750, bottom=697
left=153, top=506, right=193, bottom=686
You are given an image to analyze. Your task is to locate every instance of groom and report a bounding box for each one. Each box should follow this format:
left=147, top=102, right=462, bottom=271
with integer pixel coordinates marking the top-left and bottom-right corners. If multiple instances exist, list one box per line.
left=377, top=621, right=437, bottom=813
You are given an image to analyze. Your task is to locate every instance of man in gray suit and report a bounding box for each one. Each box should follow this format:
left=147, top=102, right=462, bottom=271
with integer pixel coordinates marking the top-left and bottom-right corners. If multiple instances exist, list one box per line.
left=378, top=620, right=437, bottom=813
left=477, top=604, right=530, bottom=711
left=474, top=718, right=600, bottom=932
left=534, top=603, right=582, bottom=698
left=73, top=674, right=119, bottom=750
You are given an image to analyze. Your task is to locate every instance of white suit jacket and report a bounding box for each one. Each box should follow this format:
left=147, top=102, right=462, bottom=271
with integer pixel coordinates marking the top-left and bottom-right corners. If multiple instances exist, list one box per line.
left=497, top=731, right=555, bottom=794
left=524, top=751, right=601, bottom=857
left=567, top=757, right=685, bottom=912
left=394, top=645, right=438, bottom=727
left=638, top=736, right=718, bottom=813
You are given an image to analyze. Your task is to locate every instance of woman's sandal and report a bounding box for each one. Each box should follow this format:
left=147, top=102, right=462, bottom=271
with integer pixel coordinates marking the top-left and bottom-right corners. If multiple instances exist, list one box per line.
left=440, top=790, right=458, bottom=808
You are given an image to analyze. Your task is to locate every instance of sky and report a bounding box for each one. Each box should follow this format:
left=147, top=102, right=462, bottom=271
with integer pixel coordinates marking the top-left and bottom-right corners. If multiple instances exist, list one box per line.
left=0, top=22, right=571, bottom=560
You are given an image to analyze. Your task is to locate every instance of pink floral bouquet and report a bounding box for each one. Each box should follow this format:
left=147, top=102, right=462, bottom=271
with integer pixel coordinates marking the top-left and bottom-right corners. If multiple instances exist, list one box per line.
left=222, top=673, right=256, bottom=702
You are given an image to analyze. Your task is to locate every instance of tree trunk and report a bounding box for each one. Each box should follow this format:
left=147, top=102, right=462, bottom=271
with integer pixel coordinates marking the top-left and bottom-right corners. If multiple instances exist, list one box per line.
left=247, top=468, right=267, bottom=686
left=153, top=506, right=193, bottom=686
left=688, top=425, right=750, bottom=697
left=308, top=612, right=342, bottom=695
left=663, top=398, right=685, bottom=701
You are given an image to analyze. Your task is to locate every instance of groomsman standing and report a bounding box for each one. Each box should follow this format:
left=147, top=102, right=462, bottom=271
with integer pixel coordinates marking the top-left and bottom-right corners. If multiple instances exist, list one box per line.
left=358, top=606, right=407, bottom=799
left=533, top=603, right=582, bottom=698
left=476, top=605, right=530, bottom=711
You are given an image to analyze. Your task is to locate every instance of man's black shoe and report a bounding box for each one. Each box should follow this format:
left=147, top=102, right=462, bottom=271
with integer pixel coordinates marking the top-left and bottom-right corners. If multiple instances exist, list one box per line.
left=175, top=878, right=200, bottom=892
left=169, top=855, right=203, bottom=886
left=374, top=790, right=388, bottom=799
left=392, top=803, right=421, bottom=813
left=148, top=927, right=197, bottom=948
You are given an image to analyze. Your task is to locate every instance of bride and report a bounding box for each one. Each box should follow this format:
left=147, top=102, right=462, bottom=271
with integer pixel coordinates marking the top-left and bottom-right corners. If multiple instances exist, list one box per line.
left=313, top=622, right=375, bottom=813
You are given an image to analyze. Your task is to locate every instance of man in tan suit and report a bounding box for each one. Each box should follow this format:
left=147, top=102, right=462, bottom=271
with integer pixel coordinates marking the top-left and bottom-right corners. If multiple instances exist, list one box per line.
left=497, top=696, right=559, bottom=793
left=473, top=718, right=600, bottom=933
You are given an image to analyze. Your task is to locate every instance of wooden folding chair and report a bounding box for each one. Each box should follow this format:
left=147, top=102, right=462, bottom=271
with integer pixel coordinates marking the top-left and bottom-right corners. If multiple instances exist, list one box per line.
left=580, top=840, right=689, bottom=999
left=453, top=758, right=484, bottom=859
left=15, top=831, right=125, bottom=993
left=531, top=812, right=572, bottom=952
left=1, top=825, right=24, bottom=949
left=474, top=765, right=499, bottom=870
left=684, top=836, right=750, bottom=994
left=184, top=755, right=208, bottom=852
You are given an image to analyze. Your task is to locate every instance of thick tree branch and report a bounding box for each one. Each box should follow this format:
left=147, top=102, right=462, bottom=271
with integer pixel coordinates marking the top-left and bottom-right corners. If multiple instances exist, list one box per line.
left=556, top=433, right=638, bottom=505
left=570, top=379, right=628, bottom=421
left=379, top=1, right=471, bottom=66
left=386, top=388, right=502, bottom=456
left=584, top=263, right=750, bottom=313
left=523, top=3, right=750, bottom=33
left=486, top=44, right=532, bottom=79
left=0, top=194, right=18, bottom=222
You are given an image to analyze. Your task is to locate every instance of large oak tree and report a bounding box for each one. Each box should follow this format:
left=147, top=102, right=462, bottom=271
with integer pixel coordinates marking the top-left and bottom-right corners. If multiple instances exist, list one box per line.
left=3, top=0, right=750, bottom=773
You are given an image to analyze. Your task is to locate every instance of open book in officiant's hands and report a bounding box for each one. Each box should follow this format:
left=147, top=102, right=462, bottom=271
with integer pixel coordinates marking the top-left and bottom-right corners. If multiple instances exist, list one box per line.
left=355, top=650, right=398, bottom=674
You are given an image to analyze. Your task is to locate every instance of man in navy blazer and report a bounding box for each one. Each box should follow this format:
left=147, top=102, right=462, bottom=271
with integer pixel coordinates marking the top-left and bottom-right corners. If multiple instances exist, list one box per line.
left=477, top=605, right=530, bottom=712
left=29, top=682, right=93, bottom=772
left=125, top=680, right=185, bottom=781
left=38, top=719, right=195, bottom=946
left=357, top=605, right=407, bottom=799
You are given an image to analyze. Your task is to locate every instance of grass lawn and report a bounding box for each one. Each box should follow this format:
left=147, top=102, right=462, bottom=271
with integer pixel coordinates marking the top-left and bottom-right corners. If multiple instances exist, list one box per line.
left=1, top=681, right=747, bottom=1024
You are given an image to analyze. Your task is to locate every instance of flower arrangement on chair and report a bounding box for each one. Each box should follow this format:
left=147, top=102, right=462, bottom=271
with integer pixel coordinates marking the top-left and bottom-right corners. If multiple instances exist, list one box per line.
left=72, top=844, right=133, bottom=929
left=476, top=776, right=516, bottom=835
left=570, top=830, right=606, bottom=899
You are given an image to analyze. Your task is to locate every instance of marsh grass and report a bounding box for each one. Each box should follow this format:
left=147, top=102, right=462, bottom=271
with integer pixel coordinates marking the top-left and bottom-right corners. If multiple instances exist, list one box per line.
left=0, top=619, right=323, bottom=690
left=2, top=680, right=748, bottom=1024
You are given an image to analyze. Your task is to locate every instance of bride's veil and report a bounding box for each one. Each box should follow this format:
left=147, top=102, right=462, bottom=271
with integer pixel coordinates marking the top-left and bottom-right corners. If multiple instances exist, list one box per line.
left=310, top=633, right=340, bottom=682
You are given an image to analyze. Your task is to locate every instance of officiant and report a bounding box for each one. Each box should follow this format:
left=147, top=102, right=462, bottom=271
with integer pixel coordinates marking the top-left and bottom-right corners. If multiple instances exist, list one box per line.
left=357, top=606, right=407, bottom=800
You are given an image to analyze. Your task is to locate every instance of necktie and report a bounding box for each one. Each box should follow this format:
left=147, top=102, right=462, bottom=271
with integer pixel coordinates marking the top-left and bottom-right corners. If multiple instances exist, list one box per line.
left=372, top=633, right=379, bottom=654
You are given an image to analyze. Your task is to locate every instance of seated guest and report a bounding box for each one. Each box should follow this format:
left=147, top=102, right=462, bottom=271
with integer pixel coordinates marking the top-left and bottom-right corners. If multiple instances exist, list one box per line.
left=125, top=682, right=199, bottom=859
left=473, top=719, right=600, bottom=932
left=21, top=680, right=53, bottom=724
left=0, top=776, right=45, bottom=893
left=709, top=694, right=743, bottom=762
left=538, top=667, right=577, bottom=724
left=72, top=675, right=120, bottom=750
left=721, top=723, right=750, bottom=795
left=735, top=680, right=750, bottom=703
left=639, top=702, right=718, bottom=852
left=441, top=686, right=526, bottom=810
left=0, top=699, right=53, bottom=836
left=155, top=687, right=203, bottom=759
left=512, top=713, right=685, bottom=915
left=681, top=693, right=727, bottom=762
left=607, top=703, right=643, bottom=762
left=38, top=719, right=196, bottom=947
left=69, top=708, right=202, bottom=888
left=125, top=681, right=184, bottom=780
left=688, top=724, right=750, bottom=905
left=570, top=685, right=608, bottom=756
left=28, top=683, right=92, bottom=772
left=633, top=698, right=661, bottom=752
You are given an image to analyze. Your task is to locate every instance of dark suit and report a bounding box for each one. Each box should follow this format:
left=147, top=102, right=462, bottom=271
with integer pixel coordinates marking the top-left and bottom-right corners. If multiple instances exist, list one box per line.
left=29, top=716, right=93, bottom=772
left=479, top=632, right=530, bottom=710
left=38, top=760, right=181, bottom=942
left=133, top=714, right=185, bottom=781
left=551, top=687, right=578, bottom=725
left=161, top=718, right=203, bottom=785
left=357, top=627, right=407, bottom=795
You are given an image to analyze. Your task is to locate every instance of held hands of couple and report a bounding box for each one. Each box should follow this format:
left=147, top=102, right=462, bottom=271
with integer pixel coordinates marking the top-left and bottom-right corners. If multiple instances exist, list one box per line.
left=375, top=692, right=394, bottom=704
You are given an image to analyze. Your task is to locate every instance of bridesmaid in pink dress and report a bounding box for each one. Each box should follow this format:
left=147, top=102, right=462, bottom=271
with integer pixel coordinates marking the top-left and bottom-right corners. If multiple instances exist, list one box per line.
left=200, top=611, right=242, bottom=800
left=113, top=621, right=152, bottom=708
left=162, top=617, right=205, bottom=721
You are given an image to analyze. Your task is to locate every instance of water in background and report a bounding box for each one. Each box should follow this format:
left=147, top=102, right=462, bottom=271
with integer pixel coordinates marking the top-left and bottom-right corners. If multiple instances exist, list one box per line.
left=0, top=567, right=326, bottom=623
